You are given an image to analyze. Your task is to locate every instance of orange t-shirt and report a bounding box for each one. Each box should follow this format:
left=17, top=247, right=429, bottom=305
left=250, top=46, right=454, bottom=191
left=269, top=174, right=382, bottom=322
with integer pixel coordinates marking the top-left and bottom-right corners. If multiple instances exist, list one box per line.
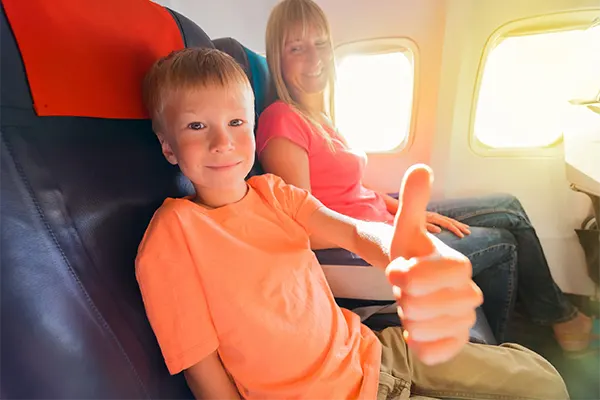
left=256, top=101, right=394, bottom=224
left=136, top=174, right=381, bottom=399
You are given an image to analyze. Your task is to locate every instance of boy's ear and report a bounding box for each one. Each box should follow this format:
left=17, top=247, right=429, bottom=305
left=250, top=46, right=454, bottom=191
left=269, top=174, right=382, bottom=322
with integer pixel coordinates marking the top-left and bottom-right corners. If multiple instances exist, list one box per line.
left=156, top=132, right=178, bottom=165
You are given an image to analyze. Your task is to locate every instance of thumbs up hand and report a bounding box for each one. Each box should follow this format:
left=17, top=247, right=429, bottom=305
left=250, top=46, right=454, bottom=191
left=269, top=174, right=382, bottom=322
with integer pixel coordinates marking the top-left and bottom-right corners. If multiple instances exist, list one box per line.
left=386, top=164, right=483, bottom=365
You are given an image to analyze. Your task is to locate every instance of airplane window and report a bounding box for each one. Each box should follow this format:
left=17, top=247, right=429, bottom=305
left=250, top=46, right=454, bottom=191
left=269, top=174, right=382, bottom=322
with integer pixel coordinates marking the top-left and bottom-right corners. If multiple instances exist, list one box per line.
left=334, top=51, right=414, bottom=152
left=474, top=25, right=600, bottom=149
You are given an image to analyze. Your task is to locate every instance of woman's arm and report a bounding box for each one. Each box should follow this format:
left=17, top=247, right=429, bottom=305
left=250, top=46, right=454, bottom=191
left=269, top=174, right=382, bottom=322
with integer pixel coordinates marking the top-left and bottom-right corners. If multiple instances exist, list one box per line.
left=184, top=350, right=241, bottom=400
left=259, top=138, right=311, bottom=191
left=260, top=138, right=335, bottom=249
left=379, top=191, right=400, bottom=215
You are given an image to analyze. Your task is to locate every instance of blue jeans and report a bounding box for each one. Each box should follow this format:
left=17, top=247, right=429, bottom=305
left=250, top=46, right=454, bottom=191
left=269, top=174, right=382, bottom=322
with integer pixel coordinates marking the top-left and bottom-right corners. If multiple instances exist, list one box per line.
left=427, top=194, right=577, bottom=342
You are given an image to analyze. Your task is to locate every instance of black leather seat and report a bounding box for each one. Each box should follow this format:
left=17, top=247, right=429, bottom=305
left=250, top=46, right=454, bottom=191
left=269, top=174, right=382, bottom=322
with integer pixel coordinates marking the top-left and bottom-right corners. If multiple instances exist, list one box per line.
left=1, top=1, right=210, bottom=397
left=0, top=1, right=495, bottom=398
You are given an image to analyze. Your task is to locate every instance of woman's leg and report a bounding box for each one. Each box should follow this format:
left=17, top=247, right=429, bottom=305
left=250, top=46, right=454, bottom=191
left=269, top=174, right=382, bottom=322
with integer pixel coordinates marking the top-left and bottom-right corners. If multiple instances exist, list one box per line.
left=435, top=227, right=517, bottom=342
left=427, top=194, right=577, bottom=326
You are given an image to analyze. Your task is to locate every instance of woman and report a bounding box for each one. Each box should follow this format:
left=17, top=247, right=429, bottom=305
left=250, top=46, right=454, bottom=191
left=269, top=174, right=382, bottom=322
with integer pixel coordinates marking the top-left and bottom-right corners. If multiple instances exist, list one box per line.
left=256, top=0, right=592, bottom=351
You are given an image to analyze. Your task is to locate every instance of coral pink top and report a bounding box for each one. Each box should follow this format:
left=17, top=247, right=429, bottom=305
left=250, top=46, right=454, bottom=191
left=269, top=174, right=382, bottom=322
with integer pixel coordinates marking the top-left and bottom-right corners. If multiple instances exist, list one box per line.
left=257, top=101, right=393, bottom=223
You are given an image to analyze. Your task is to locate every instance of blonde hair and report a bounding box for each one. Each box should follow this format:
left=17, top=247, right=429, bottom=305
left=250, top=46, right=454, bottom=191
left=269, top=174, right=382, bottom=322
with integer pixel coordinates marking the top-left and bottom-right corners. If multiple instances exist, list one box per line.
left=142, top=47, right=253, bottom=132
left=265, top=0, right=336, bottom=140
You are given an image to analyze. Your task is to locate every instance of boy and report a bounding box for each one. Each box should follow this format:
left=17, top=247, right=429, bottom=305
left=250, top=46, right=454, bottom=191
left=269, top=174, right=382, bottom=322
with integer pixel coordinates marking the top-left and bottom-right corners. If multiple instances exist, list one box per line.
left=136, top=48, right=568, bottom=399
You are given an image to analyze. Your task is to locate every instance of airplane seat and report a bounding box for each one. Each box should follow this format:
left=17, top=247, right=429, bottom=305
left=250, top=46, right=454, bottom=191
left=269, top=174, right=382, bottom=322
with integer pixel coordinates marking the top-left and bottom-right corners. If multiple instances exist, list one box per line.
left=0, top=0, right=219, bottom=397
left=212, top=37, right=271, bottom=121
left=564, top=98, right=600, bottom=286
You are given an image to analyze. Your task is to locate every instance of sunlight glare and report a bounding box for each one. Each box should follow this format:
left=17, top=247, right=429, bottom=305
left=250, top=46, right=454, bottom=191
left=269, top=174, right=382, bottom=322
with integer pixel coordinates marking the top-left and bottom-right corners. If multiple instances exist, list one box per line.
left=334, top=52, right=414, bottom=152
left=475, top=26, right=600, bottom=148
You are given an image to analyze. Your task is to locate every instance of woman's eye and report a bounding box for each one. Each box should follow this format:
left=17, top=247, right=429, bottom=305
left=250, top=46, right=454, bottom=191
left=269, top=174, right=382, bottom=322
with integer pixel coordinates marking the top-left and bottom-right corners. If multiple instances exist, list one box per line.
left=291, top=46, right=302, bottom=53
left=229, top=119, right=244, bottom=127
left=188, top=122, right=205, bottom=130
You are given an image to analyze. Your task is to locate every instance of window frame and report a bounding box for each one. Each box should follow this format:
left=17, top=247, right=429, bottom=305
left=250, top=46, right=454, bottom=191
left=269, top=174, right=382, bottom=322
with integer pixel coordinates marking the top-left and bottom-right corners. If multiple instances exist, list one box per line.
left=469, top=10, right=600, bottom=157
left=332, top=37, right=420, bottom=154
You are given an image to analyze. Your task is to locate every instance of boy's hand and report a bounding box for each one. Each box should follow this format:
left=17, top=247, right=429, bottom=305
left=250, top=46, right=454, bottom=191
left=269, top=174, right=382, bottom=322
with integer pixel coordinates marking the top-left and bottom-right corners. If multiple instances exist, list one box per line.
left=386, top=164, right=483, bottom=365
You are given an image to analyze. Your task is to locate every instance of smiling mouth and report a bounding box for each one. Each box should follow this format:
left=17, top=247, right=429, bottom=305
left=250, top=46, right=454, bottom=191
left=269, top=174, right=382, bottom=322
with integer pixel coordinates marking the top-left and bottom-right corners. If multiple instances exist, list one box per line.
left=306, top=69, right=323, bottom=78
left=206, top=161, right=242, bottom=170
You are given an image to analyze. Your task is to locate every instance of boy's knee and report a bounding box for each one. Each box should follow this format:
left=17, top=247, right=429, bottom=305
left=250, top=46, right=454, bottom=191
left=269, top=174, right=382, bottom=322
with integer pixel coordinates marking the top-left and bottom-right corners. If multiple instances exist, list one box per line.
left=531, top=363, right=569, bottom=400
left=500, top=343, right=569, bottom=399
left=532, top=369, right=569, bottom=400
left=533, top=360, right=569, bottom=400
left=547, top=373, right=570, bottom=400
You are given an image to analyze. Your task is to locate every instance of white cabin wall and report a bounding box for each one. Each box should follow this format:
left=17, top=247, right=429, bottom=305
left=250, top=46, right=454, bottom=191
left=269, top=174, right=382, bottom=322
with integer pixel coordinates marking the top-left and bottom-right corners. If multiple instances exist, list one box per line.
left=434, top=0, right=599, bottom=295
left=152, top=0, right=278, bottom=53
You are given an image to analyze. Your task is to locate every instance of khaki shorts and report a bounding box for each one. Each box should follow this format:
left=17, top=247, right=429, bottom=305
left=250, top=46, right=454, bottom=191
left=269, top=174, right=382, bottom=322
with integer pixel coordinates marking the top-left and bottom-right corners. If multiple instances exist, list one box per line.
left=375, top=327, right=569, bottom=400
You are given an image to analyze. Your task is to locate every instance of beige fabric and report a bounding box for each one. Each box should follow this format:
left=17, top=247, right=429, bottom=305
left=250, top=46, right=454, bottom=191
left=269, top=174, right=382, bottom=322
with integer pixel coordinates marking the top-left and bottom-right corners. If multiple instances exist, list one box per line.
left=408, top=397, right=440, bottom=400
left=375, top=327, right=569, bottom=400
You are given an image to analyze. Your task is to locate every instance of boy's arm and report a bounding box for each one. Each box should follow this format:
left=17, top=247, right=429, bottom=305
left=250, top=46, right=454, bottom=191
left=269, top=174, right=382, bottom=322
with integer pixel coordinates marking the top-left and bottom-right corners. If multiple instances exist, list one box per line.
left=306, top=165, right=482, bottom=365
left=184, top=350, right=241, bottom=400
left=304, top=207, right=394, bottom=270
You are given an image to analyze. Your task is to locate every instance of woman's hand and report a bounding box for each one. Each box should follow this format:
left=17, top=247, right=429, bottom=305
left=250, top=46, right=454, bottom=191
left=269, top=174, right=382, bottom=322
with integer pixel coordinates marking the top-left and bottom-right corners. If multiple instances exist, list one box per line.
left=425, top=212, right=470, bottom=238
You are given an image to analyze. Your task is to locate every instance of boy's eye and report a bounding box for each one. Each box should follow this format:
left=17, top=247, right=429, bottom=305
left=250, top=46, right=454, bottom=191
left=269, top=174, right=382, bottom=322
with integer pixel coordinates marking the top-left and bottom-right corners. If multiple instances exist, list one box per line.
left=188, top=122, right=205, bottom=130
left=229, top=119, right=244, bottom=127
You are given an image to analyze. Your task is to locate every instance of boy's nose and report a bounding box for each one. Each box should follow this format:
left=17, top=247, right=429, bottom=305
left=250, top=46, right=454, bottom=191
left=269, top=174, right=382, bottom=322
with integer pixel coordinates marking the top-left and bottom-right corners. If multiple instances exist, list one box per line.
left=209, top=128, right=234, bottom=153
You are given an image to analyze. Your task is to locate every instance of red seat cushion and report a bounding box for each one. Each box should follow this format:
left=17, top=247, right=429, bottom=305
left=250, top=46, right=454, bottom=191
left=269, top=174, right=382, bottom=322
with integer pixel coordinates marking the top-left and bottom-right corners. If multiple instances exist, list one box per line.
left=3, top=0, right=184, bottom=119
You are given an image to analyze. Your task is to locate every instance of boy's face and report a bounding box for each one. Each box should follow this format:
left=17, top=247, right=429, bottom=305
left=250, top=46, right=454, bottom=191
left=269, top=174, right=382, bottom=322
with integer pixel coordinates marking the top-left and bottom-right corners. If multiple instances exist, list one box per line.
left=158, top=83, right=256, bottom=196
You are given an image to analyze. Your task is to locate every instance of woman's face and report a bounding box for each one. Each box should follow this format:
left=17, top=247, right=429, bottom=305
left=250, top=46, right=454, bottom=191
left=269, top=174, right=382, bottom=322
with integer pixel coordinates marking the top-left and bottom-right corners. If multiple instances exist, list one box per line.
left=280, top=23, right=333, bottom=99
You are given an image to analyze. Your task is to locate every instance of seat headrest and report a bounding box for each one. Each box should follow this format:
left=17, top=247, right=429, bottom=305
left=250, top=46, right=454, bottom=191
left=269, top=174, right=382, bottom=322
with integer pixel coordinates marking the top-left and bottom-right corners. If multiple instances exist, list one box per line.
left=2, top=0, right=215, bottom=119
left=213, top=37, right=271, bottom=118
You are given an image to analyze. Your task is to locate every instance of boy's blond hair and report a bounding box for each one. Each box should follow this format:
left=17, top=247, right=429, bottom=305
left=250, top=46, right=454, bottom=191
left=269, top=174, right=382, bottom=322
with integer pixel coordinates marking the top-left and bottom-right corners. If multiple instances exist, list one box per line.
left=142, top=47, right=253, bottom=132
